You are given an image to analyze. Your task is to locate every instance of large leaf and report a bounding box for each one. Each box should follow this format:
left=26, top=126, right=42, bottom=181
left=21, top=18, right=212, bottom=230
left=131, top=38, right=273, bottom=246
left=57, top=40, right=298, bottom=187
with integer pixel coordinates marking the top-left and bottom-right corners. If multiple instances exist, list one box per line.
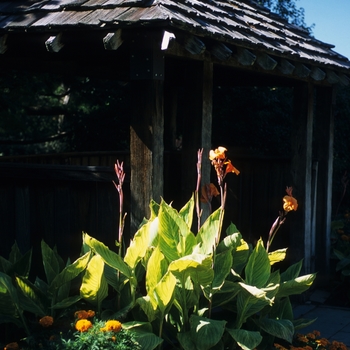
left=136, top=295, right=158, bottom=321
left=280, top=260, right=303, bottom=282
left=80, top=255, right=108, bottom=308
left=212, top=249, right=233, bottom=291
left=268, top=248, right=287, bottom=265
left=153, top=271, right=176, bottom=313
left=83, top=233, right=132, bottom=278
left=185, top=315, right=226, bottom=350
left=179, top=195, right=194, bottom=228
left=196, top=208, right=221, bottom=255
left=49, top=251, right=91, bottom=293
left=51, top=295, right=82, bottom=309
left=124, top=218, right=159, bottom=269
left=16, top=276, right=46, bottom=316
left=226, top=328, right=262, bottom=350
left=245, top=239, right=270, bottom=288
left=217, top=232, right=243, bottom=253
left=41, top=240, right=61, bottom=285
left=257, top=317, right=294, bottom=343
left=277, top=273, right=316, bottom=298
left=146, top=247, right=168, bottom=294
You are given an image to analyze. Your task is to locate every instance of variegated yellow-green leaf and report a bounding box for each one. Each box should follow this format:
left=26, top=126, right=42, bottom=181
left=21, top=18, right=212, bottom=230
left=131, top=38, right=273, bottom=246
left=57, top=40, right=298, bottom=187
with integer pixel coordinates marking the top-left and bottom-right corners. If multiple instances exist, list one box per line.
left=80, top=255, right=108, bottom=308
left=153, top=271, right=176, bottom=313
left=124, top=218, right=159, bottom=269
left=179, top=195, right=194, bottom=228
left=146, top=247, right=168, bottom=294
left=277, top=273, right=316, bottom=298
left=136, top=295, right=158, bottom=320
left=268, top=248, right=287, bottom=265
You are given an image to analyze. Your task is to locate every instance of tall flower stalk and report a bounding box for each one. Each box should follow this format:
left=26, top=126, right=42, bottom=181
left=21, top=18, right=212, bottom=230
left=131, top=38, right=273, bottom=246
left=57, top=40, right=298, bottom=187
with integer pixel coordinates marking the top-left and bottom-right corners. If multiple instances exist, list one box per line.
left=113, top=160, right=127, bottom=257
left=195, top=149, right=204, bottom=232
left=209, top=146, right=240, bottom=245
left=266, top=186, right=298, bottom=253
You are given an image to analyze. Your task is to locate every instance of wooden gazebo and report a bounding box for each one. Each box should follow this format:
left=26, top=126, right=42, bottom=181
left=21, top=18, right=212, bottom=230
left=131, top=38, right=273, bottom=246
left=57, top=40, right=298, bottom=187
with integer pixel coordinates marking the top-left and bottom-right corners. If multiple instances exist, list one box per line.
left=0, top=0, right=349, bottom=277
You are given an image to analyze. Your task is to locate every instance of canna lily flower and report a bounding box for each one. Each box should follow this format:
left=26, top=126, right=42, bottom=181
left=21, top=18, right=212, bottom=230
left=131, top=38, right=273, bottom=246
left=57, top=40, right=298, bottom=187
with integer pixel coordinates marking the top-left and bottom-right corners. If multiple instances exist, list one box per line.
left=75, top=319, right=93, bottom=332
left=283, top=186, right=298, bottom=212
left=100, top=320, right=122, bottom=332
left=224, top=160, right=240, bottom=176
left=209, top=146, right=227, bottom=160
left=39, top=315, right=54, bottom=327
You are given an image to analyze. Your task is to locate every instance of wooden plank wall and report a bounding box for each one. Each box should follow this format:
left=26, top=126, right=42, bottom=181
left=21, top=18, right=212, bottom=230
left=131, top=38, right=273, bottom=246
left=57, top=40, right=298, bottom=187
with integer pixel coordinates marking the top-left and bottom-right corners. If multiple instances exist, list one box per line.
left=0, top=152, right=291, bottom=269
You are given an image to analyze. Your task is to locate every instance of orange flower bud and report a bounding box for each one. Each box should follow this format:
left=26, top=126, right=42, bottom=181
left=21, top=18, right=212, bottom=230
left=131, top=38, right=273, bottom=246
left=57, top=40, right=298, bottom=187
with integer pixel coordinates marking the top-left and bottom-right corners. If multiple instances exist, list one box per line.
left=39, top=316, right=54, bottom=328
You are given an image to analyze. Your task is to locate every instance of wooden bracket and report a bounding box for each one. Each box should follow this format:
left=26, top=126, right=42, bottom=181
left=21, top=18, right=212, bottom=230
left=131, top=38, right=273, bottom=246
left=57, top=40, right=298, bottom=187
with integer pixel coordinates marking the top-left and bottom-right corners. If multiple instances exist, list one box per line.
left=211, top=43, right=232, bottom=61
left=257, top=53, right=277, bottom=70
left=184, top=35, right=206, bottom=55
left=45, top=33, right=64, bottom=53
left=103, top=29, right=123, bottom=50
left=278, top=59, right=295, bottom=75
left=294, top=63, right=310, bottom=78
left=235, top=48, right=256, bottom=66
left=310, top=66, right=326, bottom=81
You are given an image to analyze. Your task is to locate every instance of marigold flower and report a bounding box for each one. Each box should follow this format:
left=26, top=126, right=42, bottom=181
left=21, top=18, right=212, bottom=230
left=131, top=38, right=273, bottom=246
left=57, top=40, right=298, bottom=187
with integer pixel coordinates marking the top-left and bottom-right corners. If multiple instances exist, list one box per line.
left=100, top=320, right=122, bottom=332
left=283, top=195, right=298, bottom=212
left=4, top=343, right=19, bottom=350
left=87, top=310, right=95, bottom=318
left=75, top=319, right=93, bottom=332
left=75, top=310, right=89, bottom=319
left=39, top=315, right=54, bottom=327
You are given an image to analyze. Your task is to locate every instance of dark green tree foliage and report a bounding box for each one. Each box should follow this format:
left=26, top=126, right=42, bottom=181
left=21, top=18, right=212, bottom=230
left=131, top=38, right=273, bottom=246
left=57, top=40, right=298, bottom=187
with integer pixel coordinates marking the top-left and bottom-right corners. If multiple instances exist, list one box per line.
left=0, top=70, right=130, bottom=156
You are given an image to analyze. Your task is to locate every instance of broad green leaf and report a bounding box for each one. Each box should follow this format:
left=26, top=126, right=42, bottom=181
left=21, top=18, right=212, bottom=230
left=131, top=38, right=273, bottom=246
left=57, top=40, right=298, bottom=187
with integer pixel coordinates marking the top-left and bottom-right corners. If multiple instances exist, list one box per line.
left=280, top=260, right=303, bottom=282
left=268, top=248, right=287, bottom=265
left=41, top=240, right=60, bottom=285
left=179, top=195, right=194, bottom=228
left=136, top=295, right=158, bottom=321
left=232, top=240, right=250, bottom=275
left=49, top=251, right=91, bottom=293
left=8, top=241, right=23, bottom=264
left=130, top=329, right=163, bottom=350
left=177, top=331, right=196, bottom=350
left=196, top=208, right=221, bottom=255
left=0, top=272, right=19, bottom=307
left=212, top=249, right=233, bottom=291
left=153, top=271, right=176, bottom=313
left=0, top=314, right=23, bottom=328
left=146, top=247, right=168, bottom=294
left=189, top=315, right=226, bottom=350
left=257, top=318, right=294, bottom=343
left=277, top=273, right=316, bottom=298
left=293, top=317, right=317, bottom=330
left=80, top=255, right=108, bottom=308
left=51, top=295, right=82, bottom=309
left=226, top=328, right=262, bottom=350
left=0, top=256, right=12, bottom=275
left=226, top=222, right=240, bottom=236
left=217, top=232, right=243, bottom=253
left=124, top=218, right=159, bottom=269
left=0, top=287, right=17, bottom=317
left=16, top=276, right=46, bottom=316
left=169, top=254, right=214, bottom=287
left=268, top=297, right=293, bottom=320
left=245, top=239, right=270, bottom=288
left=84, top=233, right=132, bottom=278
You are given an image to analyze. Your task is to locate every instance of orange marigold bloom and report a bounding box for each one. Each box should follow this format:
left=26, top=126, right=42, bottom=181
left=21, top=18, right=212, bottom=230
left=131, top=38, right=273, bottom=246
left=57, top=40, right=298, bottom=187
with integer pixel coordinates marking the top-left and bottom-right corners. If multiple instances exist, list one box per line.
left=283, top=195, right=298, bottom=212
left=296, top=334, right=309, bottom=343
left=341, top=234, right=350, bottom=241
left=75, top=310, right=89, bottom=319
left=273, top=343, right=288, bottom=350
left=4, top=343, right=19, bottom=350
left=209, top=146, right=227, bottom=160
left=87, top=310, right=95, bottom=318
left=39, top=315, right=54, bottom=328
left=100, top=320, right=122, bottom=333
left=75, top=319, right=93, bottom=332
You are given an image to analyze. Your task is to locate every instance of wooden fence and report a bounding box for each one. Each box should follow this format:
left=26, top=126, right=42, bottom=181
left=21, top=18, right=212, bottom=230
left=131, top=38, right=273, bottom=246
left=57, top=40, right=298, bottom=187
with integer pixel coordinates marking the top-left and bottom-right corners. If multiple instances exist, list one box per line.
left=0, top=151, right=292, bottom=270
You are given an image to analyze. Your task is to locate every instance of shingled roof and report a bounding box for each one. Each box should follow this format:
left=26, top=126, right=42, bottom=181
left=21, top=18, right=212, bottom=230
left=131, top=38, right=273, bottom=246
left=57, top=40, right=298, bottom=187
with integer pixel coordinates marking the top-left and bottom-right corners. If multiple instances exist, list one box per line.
left=0, top=0, right=349, bottom=84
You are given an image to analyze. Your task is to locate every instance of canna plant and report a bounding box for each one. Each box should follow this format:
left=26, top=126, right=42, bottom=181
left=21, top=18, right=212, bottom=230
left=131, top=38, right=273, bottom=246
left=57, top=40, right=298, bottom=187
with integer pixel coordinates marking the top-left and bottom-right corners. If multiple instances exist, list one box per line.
left=80, top=146, right=316, bottom=350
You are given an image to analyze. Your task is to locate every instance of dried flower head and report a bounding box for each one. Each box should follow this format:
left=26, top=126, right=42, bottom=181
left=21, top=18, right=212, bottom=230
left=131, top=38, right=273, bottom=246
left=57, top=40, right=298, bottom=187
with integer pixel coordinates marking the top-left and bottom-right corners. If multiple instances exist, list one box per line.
left=39, top=315, right=54, bottom=328
left=75, top=319, right=93, bottom=332
left=100, top=320, right=122, bottom=333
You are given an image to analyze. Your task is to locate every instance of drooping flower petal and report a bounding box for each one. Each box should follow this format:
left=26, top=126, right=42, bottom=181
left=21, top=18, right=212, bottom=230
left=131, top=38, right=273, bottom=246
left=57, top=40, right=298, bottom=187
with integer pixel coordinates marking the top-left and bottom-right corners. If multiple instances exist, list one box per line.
left=224, top=160, right=240, bottom=175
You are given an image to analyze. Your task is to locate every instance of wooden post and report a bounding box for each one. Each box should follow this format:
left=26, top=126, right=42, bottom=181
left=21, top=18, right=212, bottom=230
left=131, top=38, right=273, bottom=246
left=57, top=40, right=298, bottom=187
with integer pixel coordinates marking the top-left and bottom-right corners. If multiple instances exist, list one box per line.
left=313, top=85, right=334, bottom=280
left=129, top=31, right=164, bottom=234
left=290, top=82, right=314, bottom=274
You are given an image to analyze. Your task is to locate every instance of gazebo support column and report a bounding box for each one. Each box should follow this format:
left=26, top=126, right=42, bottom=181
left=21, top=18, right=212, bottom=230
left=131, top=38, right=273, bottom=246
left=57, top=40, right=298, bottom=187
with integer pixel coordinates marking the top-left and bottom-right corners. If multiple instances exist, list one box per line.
left=290, top=82, right=314, bottom=274
left=314, top=86, right=334, bottom=281
left=130, top=79, right=164, bottom=234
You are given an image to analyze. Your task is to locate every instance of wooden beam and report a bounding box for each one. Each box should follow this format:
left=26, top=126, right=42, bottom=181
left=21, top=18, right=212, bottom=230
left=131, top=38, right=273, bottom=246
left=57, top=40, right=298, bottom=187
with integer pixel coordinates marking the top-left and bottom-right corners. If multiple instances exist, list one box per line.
left=256, top=53, right=277, bottom=70
left=45, top=33, right=64, bottom=53
left=290, top=82, right=314, bottom=275
left=0, top=34, right=7, bottom=54
left=313, top=86, right=334, bottom=281
left=103, top=29, right=123, bottom=51
left=211, top=43, right=232, bottom=61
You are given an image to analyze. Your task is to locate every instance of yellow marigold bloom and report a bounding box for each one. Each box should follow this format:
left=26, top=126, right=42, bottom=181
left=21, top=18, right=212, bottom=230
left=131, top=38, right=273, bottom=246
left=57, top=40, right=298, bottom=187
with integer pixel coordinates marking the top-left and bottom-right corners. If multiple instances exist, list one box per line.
left=75, top=319, right=93, bottom=332
left=209, top=146, right=227, bottom=160
left=4, top=343, right=19, bottom=350
left=39, top=315, right=54, bottom=328
left=100, top=320, right=122, bottom=332
left=283, top=195, right=298, bottom=212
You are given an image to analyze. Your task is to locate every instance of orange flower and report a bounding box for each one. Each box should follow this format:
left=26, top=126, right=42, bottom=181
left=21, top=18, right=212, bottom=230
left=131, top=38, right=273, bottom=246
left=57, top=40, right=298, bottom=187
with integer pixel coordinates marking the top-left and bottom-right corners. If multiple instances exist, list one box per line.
left=100, top=320, right=122, bottom=332
left=39, top=315, right=54, bottom=328
left=224, top=160, right=240, bottom=176
left=283, top=195, right=298, bottom=212
left=74, top=309, right=95, bottom=319
left=4, top=343, right=19, bottom=350
left=209, top=146, right=227, bottom=160
left=75, top=319, right=93, bottom=332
